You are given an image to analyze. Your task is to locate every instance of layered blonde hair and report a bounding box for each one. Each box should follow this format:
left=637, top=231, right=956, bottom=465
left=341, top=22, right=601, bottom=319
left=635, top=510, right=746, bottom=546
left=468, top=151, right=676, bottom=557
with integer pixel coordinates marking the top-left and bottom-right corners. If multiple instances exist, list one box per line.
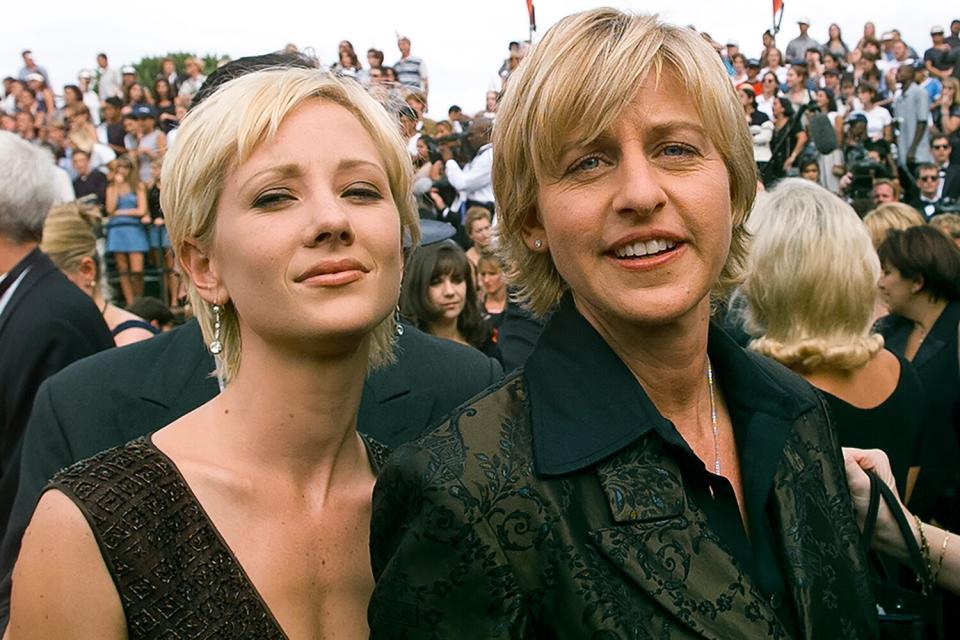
left=492, top=9, right=757, bottom=316
left=742, top=179, right=883, bottom=372
left=40, top=202, right=103, bottom=288
left=161, top=68, right=420, bottom=383
left=862, top=202, right=925, bottom=249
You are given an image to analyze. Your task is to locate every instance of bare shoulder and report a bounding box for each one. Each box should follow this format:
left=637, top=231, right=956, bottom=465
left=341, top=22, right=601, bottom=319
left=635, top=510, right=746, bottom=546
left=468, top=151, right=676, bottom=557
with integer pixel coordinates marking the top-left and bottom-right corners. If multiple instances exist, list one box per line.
left=9, top=489, right=126, bottom=640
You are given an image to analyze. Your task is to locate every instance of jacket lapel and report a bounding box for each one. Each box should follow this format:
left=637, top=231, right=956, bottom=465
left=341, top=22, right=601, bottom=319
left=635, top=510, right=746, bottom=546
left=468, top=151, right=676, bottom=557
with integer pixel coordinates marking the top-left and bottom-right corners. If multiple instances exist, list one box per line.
left=589, top=437, right=785, bottom=640
left=0, top=255, right=55, bottom=336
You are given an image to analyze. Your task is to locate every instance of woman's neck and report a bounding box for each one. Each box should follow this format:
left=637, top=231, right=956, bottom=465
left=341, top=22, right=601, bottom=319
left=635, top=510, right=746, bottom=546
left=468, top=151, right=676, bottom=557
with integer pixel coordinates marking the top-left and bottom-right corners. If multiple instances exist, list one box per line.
left=903, top=296, right=949, bottom=335
left=204, top=332, right=371, bottom=483
left=485, top=287, right=506, bottom=309
left=429, top=316, right=466, bottom=344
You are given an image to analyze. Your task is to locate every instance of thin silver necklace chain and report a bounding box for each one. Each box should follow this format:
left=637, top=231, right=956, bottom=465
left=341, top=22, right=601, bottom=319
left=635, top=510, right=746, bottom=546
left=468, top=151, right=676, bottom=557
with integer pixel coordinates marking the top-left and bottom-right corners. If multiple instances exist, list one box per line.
left=707, top=357, right=720, bottom=475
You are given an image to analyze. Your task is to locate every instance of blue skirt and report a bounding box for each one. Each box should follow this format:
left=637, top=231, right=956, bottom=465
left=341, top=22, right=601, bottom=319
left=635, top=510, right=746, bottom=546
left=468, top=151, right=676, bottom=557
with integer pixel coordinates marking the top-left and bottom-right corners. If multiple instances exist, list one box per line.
left=148, top=224, right=171, bottom=249
left=105, top=217, right=150, bottom=253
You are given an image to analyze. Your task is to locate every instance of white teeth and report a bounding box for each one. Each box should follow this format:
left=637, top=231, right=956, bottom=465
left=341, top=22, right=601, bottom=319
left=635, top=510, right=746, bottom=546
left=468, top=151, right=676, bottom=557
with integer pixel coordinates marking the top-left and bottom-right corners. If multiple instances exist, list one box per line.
left=614, top=239, right=677, bottom=258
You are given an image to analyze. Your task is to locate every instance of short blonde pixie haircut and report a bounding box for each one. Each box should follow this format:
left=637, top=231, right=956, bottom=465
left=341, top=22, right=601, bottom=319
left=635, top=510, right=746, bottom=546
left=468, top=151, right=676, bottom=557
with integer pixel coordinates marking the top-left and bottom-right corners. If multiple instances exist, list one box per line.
left=493, top=9, right=757, bottom=316
left=161, top=68, right=420, bottom=383
left=742, top=179, right=883, bottom=372
left=862, top=203, right=925, bottom=249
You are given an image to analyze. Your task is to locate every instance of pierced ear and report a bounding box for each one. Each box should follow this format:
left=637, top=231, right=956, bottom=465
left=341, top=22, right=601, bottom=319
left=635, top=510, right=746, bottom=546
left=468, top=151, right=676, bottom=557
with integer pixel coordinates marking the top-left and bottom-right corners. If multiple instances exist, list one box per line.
left=519, top=206, right=547, bottom=252
left=178, top=240, right=227, bottom=305
left=911, top=276, right=925, bottom=294
left=77, top=256, right=98, bottom=281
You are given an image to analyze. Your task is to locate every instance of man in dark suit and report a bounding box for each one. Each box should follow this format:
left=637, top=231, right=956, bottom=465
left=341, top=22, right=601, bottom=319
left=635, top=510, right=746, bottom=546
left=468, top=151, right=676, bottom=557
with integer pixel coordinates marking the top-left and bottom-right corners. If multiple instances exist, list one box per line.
left=0, top=315, right=501, bottom=630
left=931, top=134, right=960, bottom=200
left=0, top=132, right=113, bottom=540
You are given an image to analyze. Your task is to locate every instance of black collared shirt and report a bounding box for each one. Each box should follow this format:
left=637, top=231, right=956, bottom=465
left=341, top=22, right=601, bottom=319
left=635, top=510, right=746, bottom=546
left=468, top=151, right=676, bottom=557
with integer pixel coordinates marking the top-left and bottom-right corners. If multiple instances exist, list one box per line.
left=526, top=295, right=813, bottom=636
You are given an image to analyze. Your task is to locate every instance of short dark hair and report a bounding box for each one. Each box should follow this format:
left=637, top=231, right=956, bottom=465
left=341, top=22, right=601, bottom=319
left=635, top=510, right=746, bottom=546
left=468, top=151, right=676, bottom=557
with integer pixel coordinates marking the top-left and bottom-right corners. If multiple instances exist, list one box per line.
left=917, top=162, right=939, bottom=175
left=448, top=105, right=462, bottom=114
left=931, top=134, right=951, bottom=147
left=366, top=48, right=384, bottom=65
left=104, top=96, right=124, bottom=109
left=776, top=97, right=795, bottom=117
left=878, top=226, right=960, bottom=302
left=190, top=51, right=318, bottom=110
left=71, top=148, right=90, bottom=159
left=128, top=296, right=176, bottom=327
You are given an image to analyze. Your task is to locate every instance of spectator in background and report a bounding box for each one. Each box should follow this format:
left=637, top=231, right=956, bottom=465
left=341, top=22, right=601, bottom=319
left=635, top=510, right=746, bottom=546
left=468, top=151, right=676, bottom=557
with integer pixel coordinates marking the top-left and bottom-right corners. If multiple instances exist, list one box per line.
left=394, top=36, right=428, bottom=94
left=786, top=17, right=819, bottom=63
left=400, top=242, right=497, bottom=358
left=131, top=105, right=165, bottom=184
left=41, top=204, right=156, bottom=346
left=824, top=23, right=850, bottom=59
left=159, top=57, right=179, bottom=93
left=441, top=116, right=493, bottom=212
left=743, top=58, right=762, bottom=93
left=908, top=163, right=948, bottom=219
left=856, top=22, right=877, bottom=51
left=477, top=251, right=507, bottom=330
left=119, top=65, right=137, bottom=97
left=331, top=41, right=362, bottom=78
left=931, top=213, right=960, bottom=247
left=947, top=20, right=960, bottom=50
left=447, top=104, right=468, bottom=133
left=862, top=201, right=924, bottom=249
left=756, top=71, right=778, bottom=119
left=925, top=26, right=957, bottom=83
left=153, top=78, right=177, bottom=133
left=871, top=178, right=902, bottom=207
left=463, top=206, right=492, bottom=270
left=360, top=48, right=384, bottom=84
left=127, top=296, right=176, bottom=332
left=760, top=47, right=788, bottom=86
left=894, top=63, right=931, bottom=169
left=933, top=78, right=959, bottom=154
left=931, top=134, right=960, bottom=199
left=25, top=74, right=54, bottom=117
left=16, top=51, right=48, bottom=86
left=857, top=82, right=892, bottom=141
left=0, top=132, right=113, bottom=541
left=95, top=53, right=121, bottom=101
left=177, top=57, right=206, bottom=101
left=96, top=97, right=126, bottom=156
left=768, top=97, right=807, bottom=183
left=70, top=149, right=107, bottom=208
left=741, top=85, right=773, bottom=176
left=104, top=156, right=148, bottom=305
left=729, top=53, right=748, bottom=86
left=742, top=179, right=922, bottom=497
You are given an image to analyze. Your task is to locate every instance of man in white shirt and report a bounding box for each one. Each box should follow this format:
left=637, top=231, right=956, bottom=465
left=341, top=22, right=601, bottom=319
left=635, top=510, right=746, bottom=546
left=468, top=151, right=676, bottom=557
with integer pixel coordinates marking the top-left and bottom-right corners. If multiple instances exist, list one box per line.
left=95, top=53, right=122, bottom=102
left=77, top=71, right=101, bottom=125
left=440, top=117, right=494, bottom=212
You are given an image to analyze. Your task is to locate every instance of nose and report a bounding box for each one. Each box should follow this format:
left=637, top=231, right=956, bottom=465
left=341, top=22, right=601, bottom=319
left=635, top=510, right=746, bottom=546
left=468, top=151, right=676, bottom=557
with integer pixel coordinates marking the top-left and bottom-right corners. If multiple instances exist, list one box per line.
left=610, top=141, right=668, bottom=217
left=302, top=192, right=354, bottom=248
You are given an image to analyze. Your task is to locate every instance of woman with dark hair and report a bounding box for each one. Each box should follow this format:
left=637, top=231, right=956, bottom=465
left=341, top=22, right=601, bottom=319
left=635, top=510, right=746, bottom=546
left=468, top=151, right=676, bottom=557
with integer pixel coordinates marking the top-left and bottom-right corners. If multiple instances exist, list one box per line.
left=857, top=82, right=892, bottom=142
left=400, top=242, right=497, bottom=357
left=152, top=77, right=177, bottom=133
left=756, top=70, right=779, bottom=119
left=878, top=225, right=960, bottom=527
left=332, top=41, right=362, bottom=78
left=825, top=23, right=850, bottom=59
left=767, top=96, right=808, bottom=184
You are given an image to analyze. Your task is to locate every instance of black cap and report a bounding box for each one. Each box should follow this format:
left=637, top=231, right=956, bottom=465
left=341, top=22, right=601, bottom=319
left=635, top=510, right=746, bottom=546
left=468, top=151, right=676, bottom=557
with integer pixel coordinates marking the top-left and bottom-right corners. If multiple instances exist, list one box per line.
left=746, top=58, right=761, bottom=67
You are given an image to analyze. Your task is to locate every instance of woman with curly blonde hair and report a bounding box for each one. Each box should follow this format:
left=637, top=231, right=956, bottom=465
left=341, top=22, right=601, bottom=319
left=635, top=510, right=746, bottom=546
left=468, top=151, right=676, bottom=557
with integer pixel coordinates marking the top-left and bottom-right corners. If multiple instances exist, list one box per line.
left=742, top=178, right=922, bottom=496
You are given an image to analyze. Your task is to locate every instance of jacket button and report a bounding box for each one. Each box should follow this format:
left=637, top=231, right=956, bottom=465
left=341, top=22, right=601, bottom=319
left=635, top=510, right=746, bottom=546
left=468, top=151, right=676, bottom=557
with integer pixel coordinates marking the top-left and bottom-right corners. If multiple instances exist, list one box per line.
left=769, top=593, right=783, bottom=609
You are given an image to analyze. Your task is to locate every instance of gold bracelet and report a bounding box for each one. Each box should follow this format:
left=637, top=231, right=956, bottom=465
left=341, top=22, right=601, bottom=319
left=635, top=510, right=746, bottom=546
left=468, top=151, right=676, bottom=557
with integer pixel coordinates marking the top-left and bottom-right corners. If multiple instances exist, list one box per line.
left=915, top=515, right=932, bottom=592
left=933, top=531, right=950, bottom=585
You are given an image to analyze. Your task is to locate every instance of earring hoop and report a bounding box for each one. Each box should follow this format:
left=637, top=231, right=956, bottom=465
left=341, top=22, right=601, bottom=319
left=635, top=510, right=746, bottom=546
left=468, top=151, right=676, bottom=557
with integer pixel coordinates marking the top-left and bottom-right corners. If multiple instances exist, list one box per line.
left=209, top=303, right=224, bottom=355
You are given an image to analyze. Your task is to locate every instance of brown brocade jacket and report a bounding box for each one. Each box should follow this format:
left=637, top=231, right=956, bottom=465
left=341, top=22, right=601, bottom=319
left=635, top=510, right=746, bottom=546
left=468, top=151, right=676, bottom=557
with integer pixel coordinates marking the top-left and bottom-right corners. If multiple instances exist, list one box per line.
left=368, top=297, right=878, bottom=639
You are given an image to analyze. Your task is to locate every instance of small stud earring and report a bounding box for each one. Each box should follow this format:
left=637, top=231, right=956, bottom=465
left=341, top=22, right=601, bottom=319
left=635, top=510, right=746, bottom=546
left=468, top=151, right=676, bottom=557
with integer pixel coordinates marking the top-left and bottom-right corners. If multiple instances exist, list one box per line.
left=209, top=303, right=224, bottom=355
left=534, top=239, right=543, bottom=249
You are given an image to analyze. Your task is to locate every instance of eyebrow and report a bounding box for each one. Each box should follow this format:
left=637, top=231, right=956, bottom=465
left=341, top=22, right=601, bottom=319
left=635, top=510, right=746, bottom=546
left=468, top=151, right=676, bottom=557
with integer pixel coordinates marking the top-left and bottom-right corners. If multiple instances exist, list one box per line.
left=247, top=163, right=303, bottom=183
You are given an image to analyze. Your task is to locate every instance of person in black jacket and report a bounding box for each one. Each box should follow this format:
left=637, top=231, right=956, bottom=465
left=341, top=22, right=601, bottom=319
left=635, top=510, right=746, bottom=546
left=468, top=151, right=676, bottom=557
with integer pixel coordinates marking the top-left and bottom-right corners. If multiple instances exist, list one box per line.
left=0, top=132, right=114, bottom=540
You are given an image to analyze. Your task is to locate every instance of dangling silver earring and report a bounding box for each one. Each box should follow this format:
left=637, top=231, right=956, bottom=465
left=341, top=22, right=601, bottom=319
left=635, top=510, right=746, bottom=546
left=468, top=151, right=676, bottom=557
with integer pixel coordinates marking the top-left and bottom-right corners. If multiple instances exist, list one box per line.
left=209, top=303, right=224, bottom=355
left=395, top=305, right=404, bottom=336
left=534, top=239, right=543, bottom=249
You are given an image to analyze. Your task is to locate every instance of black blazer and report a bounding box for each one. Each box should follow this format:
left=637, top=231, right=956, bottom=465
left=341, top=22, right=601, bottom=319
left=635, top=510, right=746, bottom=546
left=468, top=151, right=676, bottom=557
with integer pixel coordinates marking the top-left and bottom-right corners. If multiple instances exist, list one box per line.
left=0, top=250, right=113, bottom=537
left=0, top=319, right=502, bottom=630
left=879, top=302, right=960, bottom=524
left=942, top=163, right=960, bottom=201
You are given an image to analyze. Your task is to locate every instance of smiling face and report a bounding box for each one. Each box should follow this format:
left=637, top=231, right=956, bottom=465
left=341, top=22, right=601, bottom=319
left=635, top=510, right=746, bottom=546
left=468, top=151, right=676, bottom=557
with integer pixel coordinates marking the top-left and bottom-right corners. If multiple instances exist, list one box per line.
left=527, top=73, right=732, bottom=330
left=197, top=100, right=402, bottom=356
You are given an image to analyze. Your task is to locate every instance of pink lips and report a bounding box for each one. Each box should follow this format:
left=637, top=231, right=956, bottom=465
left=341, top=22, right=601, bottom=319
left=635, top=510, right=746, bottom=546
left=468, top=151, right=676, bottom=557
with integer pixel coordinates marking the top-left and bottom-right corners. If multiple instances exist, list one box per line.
left=294, top=258, right=369, bottom=287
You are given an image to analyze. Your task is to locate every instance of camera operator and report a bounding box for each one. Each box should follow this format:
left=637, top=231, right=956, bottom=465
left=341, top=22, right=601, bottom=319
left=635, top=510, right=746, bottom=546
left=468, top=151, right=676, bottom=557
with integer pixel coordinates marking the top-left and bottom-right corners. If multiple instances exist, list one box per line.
left=837, top=112, right=899, bottom=212
left=439, top=116, right=494, bottom=216
left=909, top=162, right=957, bottom=220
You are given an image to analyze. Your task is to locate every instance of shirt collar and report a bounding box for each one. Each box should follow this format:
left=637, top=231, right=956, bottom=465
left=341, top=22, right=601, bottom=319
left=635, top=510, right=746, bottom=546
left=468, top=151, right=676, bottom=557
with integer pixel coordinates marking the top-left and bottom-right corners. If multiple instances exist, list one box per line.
left=524, top=294, right=813, bottom=476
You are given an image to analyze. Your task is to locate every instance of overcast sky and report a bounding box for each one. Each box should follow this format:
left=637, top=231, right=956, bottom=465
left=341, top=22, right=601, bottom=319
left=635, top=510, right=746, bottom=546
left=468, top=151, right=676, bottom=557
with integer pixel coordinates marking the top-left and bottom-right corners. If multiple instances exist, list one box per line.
left=4, top=1, right=955, bottom=116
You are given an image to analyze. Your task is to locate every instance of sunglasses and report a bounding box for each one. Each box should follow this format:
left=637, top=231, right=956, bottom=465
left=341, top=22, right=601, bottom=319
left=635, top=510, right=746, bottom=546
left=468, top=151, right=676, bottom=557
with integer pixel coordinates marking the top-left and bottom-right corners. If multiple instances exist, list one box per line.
left=932, top=144, right=950, bottom=150
left=918, top=176, right=939, bottom=182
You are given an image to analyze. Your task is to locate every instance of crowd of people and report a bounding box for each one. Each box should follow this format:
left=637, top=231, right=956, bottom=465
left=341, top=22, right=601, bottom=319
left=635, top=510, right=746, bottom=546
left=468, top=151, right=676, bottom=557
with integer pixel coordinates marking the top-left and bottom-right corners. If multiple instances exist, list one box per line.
left=1, top=8, right=960, bottom=639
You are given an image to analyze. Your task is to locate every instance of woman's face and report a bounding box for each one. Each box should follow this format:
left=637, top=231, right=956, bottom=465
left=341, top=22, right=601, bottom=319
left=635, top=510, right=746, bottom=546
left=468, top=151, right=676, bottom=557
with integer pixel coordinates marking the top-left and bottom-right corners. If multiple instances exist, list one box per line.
left=339, top=51, right=352, bottom=66
left=738, top=89, right=752, bottom=109
left=156, top=80, right=170, bottom=99
left=367, top=51, right=380, bottom=68
left=877, top=263, right=917, bottom=314
left=786, top=67, right=799, bottom=88
left=129, top=84, right=143, bottom=102
left=416, top=137, right=428, bottom=159
left=115, top=162, right=131, bottom=180
left=830, top=24, right=840, bottom=40
left=486, top=92, right=498, bottom=112
left=800, top=163, right=819, bottom=181
left=816, top=90, right=829, bottom=109
left=199, top=100, right=403, bottom=356
left=762, top=73, right=778, bottom=95
left=469, top=217, right=492, bottom=247
left=530, top=73, right=732, bottom=330
left=479, top=263, right=505, bottom=297
left=733, top=58, right=745, bottom=74
left=768, top=49, right=781, bottom=66
left=858, top=89, right=873, bottom=106
left=427, top=272, right=466, bottom=321
left=773, top=98, right=785, bottom=118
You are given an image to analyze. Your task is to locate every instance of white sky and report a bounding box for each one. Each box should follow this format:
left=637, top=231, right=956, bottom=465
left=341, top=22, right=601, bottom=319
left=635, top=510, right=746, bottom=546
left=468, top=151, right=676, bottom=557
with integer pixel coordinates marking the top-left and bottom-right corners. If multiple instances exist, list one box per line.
left=4, top=1, right=955, bottom=117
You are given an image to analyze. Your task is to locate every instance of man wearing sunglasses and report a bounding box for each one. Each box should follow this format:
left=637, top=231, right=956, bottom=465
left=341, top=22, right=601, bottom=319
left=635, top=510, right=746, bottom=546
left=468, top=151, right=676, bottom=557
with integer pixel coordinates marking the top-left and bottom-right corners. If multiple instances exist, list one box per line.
left=931, top=135, right=960, bottom=199
left=908, top=162, right=951, bottom=219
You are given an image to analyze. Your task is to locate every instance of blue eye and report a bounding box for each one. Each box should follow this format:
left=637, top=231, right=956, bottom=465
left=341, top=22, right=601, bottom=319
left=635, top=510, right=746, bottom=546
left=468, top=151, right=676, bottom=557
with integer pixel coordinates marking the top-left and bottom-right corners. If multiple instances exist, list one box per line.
left=662, top=144, right=695, bottom=157
left=578, top=157, right=601, bottom=170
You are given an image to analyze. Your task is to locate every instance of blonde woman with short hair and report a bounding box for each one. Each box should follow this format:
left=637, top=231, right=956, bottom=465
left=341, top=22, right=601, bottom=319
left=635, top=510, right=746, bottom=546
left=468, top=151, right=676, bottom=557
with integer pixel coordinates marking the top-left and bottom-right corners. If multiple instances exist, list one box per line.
left=862, top=201, right=925, bottom=249
left=41, top=202, right=156, bottom=346
left=742, top=179, right=923, bottom=499
left=10, top=67, right=419, bottom=639
left=369, top=10, right=876, bottom=638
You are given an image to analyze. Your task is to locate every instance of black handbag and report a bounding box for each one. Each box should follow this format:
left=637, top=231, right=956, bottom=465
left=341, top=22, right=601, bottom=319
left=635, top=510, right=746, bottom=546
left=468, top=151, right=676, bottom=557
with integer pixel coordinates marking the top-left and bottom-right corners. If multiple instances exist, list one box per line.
left=860, top=470, right=944, bottom=640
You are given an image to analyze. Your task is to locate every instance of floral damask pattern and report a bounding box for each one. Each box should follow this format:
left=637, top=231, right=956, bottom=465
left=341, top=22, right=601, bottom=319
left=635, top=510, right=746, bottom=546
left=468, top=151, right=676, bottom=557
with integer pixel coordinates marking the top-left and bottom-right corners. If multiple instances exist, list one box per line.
left=369, top=374, right=877, bottom=639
